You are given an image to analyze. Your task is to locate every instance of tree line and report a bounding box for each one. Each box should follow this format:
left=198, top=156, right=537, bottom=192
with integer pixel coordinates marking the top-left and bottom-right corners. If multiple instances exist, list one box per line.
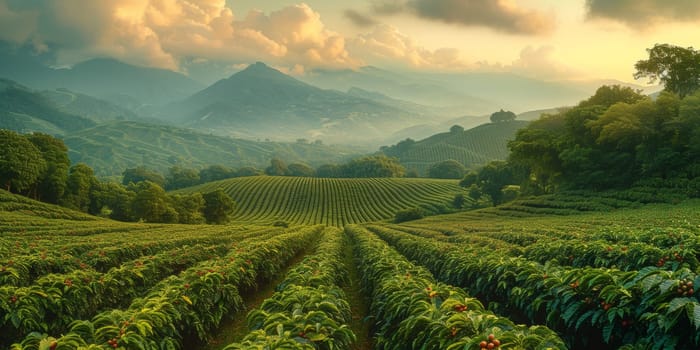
left=461, top=44, right=700, bottom=205
left=0, top=130, right=235, bottom=224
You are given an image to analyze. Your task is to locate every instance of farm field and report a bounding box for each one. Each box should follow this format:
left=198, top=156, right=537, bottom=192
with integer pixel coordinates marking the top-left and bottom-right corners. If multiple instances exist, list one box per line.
left=2, top=189, right=700, bottom=349
left=179, top=176, right=466, bottom=226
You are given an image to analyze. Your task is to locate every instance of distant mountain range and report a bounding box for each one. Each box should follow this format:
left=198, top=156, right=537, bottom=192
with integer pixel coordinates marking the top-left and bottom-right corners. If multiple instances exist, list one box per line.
left=159, top=62, right=432, bottom=144
left=0, top=43, right=202, bottom=107
left=0, top=79, right=366, bottom=176
left=0, top=41, right=661, bottom=173
left=64, top=121, right=365, bottom=177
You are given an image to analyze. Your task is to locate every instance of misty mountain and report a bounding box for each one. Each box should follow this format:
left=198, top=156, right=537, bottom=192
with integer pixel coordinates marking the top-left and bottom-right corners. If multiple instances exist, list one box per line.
left=387, top=107, right=563, bottom=142
left=303, top=66, right=654, bottom=116
left=41, top=88, right=141, bottom=122
left=63, top=121, right=366, bottom=177
left=0, top=44, right=203, bottom=107
left=0, top=79, right=96, bottom=134
left=162, top=62, right=432, bottom=144
left=303, top=66, right=497, bottom=116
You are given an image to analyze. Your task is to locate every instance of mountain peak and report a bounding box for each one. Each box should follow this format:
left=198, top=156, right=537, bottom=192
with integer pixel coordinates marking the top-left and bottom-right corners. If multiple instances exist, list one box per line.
left=238, top=61, right=278, bottom=76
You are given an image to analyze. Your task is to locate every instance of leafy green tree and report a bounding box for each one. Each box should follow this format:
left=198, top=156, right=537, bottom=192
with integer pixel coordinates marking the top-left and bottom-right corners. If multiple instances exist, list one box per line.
left=0, top=130, right=46, bottom=193
left=90, top=181, right=135, bottom=221
left=130, top=181, right=173, bottom=223
left=428, top=159, right=466, bottom=179
left=61, top=163, right=98, bottom=212
left=199, top=164, right=236, bottom=183
left=341, top=155, right=405, bottom=178
left=634, top=43, right=700, bottom=98
left=316, top=164, right=341, bottom=178
left=27, top=133, right=70, bottom=203
left=165, top=166, right=200, bottom=190
left=394, top=207, right=424, bottom=223
left=234, top=166, right=262, bottom=177
left=461, top=161, right=523, bottom=206
left=265, top=158, right=288, bottom=176
left=450, top=125, right=464, bottom=133
left=578, top=85, right=646, bottom=109
left=490, top=109, right=517, bottom=123
left=170, top=193, right=205, bottom=224
left=287, top=163, right=315, bottom=177
left=452, top=193, right=466, bottom=209
left=122, top=166, right=165, bottom=187
left=202, top=189, right=235, bottom=224
left=508, top=114, right=565, bottom=192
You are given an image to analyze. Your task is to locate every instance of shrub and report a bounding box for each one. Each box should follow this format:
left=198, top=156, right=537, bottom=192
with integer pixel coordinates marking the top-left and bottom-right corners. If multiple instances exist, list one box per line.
left=394, top=207, right=424, bottom=223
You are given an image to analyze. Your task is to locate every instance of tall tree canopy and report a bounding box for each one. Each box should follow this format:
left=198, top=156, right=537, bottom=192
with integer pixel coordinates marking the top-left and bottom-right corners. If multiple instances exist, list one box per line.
left=122, top=166, right=166, bottom=187
left=428, top=159, right=466, bottom=179
left=0, top=130, right=46, bottom=193
left=202, top=189, right=235, bottom=224
left=634, top=44, right=700, bottom=98
left=27, top=133, right=70, bottom=203
left=490, top=109, right=517, bottom=123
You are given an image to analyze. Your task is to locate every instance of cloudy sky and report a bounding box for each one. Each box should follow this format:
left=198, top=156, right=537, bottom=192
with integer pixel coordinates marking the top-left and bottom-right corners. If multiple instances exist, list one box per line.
left=1, top=0, right=698, bottom=83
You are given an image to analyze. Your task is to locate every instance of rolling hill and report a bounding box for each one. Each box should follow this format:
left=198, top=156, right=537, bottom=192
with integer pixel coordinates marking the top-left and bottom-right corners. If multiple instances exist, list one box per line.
left=179, top=176, right=466, bottom=226
left=63, top=121, right=366, bottom=176
left=0, top=79, right=96, bottom=134
left=161, top=62, right=428, bottom=144
left=381, top=120, right=529, bottom=175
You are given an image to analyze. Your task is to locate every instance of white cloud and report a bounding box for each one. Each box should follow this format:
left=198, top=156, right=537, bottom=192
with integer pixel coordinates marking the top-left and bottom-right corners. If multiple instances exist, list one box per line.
left=348, top=24, right=471, bottom=69
left=0, top=0, right=356, bottom=71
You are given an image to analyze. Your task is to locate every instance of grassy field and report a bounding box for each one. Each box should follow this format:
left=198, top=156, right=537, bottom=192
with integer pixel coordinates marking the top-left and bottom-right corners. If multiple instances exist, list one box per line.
left=2, top=189, right=700, bottom=349
left=180, top=176, right=467, bottom=226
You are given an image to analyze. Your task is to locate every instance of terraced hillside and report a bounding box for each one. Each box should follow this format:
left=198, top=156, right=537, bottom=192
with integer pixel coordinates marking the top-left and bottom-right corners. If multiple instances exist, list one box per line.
left=382, top=120, right=529, bottom=175
left=180, top=176, right=466, bottom=226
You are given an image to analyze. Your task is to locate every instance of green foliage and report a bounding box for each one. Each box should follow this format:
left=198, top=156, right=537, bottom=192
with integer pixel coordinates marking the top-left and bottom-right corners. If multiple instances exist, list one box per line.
left=315, top=164, right=341, bottom=178
left=490, top=109, right=517, bottom=123
left=199, top=164, right=236, bottom=183
left=0, top=130, right=46, bottom=193
left=60, top=163, right=98, bottom=212
left=635, top=43, right=700, bottom=98
left=121, top=166, right=165, bottom=187
left=26, top=133, right=70, bottom=204
left=286, top=163, right=315, bottom=177
left=129, top=180, right=174, bottom=223
left=169, top=192, right=205, bottom=224
left=461, top=161, right=524, bottom=206
left=340, top=155, right=405, bottom=178
left=508, top=82, right=700, bottom=194
left=227, top=228, right=355, bottom=349
left=165, top=166, right=199, bottom=190
left=202, top=189, right=235, bottom=224
left=428, top=159, right=466, bottom=179
left=452, top=193, right=465, bottom=209
left=450, top=124, right=464, bottom=133
left=394, top=207, right=424, bottom=223
left=265, top=158, right=288, bottom=176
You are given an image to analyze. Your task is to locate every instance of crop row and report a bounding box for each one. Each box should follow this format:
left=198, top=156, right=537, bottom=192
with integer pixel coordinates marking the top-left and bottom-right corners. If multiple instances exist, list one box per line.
left=186, top=176, right=462, bottom=226
left=226, top=227, right=355, bottom=349
left=367, top=224, right=700, bottom=349
left=0, top=226, right=286, bottom=344
left=379, top=224, right=699, bottom=272
left=346, top=225, right=566, bottom=349
left=9, top=226, right=322, bottom=350
left=0, top=225, right=272, bottom=287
